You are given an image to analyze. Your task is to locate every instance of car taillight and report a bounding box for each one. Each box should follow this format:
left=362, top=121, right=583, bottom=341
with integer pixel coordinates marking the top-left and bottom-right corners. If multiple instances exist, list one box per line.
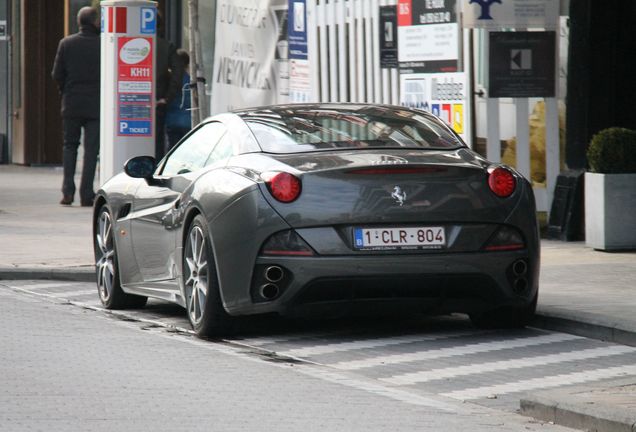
left=263, top=172, right=302, bottom=203
left=488, top=167, right=516, bottom=197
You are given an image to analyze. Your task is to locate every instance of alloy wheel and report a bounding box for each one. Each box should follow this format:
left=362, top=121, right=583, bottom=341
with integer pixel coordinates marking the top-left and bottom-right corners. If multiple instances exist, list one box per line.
left=184, top=225, right=209, bottom=325
left=96, top=210, right=115, bottom=302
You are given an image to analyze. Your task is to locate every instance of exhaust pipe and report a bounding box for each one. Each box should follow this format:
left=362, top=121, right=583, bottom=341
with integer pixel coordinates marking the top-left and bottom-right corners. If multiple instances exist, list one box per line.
left=260, top=283, right=280, bottom=300
left=513, top=278, right=528, bottom=293
left=264, top=266, right=284, bottom=283
left=512, top=259, right=528, bottom=277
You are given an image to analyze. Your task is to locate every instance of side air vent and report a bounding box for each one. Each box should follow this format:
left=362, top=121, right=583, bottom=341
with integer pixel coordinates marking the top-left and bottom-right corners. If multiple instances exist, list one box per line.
left=118, top=203, right=132, bottom=219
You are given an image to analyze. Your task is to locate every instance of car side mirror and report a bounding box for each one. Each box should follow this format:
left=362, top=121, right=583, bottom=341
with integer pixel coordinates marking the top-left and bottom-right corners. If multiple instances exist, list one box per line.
left=124, top=156, right=156, bottom=179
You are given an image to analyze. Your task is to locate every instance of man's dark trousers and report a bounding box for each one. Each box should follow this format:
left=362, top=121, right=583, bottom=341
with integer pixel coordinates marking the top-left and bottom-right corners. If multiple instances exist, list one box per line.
left=62, top=117, right=99, bottom=203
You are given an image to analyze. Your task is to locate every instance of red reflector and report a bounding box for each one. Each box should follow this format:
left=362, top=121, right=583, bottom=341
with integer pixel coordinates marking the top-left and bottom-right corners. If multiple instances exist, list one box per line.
left=261, top=250, right=314, bottom=256
left=484, top=244, right=524, bottom=252
left=488, top=167, right=516, bottom=197
left=348, top=167, right=447, bottom=175
left=265, top=172, right=301, bottom=203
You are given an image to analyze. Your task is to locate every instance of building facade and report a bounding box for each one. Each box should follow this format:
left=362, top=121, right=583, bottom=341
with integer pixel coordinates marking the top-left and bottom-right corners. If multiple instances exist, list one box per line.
left=1, top=0, right=634, bottom=175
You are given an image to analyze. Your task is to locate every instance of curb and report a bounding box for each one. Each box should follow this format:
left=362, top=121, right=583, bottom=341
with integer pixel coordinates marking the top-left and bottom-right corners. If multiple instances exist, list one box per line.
left=533, top=311, right=636, bottom=348
left=2, top=266, right=636, bottom=350
left=0, top=267, right=96, bottom=283
left=520, top=390, right=636, bottom=432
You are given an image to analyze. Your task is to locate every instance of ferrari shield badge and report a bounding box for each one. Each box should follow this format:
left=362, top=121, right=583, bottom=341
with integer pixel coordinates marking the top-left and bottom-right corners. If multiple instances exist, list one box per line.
left=391, top=186, right=407, bottom=206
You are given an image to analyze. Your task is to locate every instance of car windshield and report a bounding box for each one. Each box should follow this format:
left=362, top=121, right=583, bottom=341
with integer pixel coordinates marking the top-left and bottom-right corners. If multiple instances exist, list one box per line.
left=240, top=107, right=464, bottom=154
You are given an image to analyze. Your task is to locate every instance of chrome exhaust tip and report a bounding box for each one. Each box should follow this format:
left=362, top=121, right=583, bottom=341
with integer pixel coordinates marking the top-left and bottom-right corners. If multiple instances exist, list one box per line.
left=513, top=278, right=528, bottom=293
left=264, top=266, right=284, bottom=283
left=260, top=283, right=280, bottom=300
left=512, top=259, right=528, bottom=277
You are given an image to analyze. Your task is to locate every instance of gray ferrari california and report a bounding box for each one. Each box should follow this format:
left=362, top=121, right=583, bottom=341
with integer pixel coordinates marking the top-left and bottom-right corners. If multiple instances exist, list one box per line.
left=93, top=104, right=539, bottom=337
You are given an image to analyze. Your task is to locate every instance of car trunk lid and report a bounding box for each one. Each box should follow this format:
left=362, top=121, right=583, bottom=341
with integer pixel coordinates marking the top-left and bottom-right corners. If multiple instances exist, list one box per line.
left=257, top=149, right=521, bottom=227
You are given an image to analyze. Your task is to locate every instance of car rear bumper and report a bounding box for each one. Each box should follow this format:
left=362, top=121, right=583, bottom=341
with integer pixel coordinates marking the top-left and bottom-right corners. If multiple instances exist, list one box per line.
left=224, top=250, right=538, bottom=317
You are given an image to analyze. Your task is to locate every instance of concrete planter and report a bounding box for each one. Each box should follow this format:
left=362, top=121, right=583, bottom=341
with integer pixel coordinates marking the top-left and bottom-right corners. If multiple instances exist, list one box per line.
left=585, top=172, right=636, bottom=250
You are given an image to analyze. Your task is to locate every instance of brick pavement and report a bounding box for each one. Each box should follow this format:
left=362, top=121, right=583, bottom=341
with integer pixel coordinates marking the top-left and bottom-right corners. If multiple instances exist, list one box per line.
left=0, top=287, right=575, bottom=432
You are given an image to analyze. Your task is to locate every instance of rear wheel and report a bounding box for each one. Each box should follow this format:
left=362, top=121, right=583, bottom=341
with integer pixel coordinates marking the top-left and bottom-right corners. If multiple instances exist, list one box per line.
left=95, top=205, right=147, bottom=309
left=469, top=293, right=537, bottom=329
left=183, top=215, right=232, bottom=337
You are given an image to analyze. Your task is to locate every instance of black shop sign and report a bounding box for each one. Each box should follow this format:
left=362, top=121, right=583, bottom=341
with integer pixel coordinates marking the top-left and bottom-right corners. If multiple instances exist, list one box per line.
left=488, top=31, right=556, bottom=98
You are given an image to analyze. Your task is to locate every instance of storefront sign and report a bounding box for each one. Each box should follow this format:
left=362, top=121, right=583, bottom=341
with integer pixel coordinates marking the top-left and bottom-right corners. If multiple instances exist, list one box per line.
left=461, top=0, right=559, bottom=30
left=212, top=0, right=288, bottom=114
left=0, top=20, right=7, bottom=40
left=287, top=0, right=310, bottom=102
left=273, top=5, right=289, bottom=103
left=117, top=36, right=153, bottom=136
left=489, top=31, right=556, bottom=98
left=288, top=0, right=308, bottom=60
left=379, top=6, right=398, bottom=69
left=397, top=0, right=459, bottom=73
left=289, top=59, right=311, bottom=102
left=400, top=72, right=467, bottom=140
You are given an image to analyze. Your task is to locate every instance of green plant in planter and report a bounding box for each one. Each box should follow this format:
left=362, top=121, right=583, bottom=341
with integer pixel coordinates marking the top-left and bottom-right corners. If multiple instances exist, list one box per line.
left=586, top=127, right=636, bottom=174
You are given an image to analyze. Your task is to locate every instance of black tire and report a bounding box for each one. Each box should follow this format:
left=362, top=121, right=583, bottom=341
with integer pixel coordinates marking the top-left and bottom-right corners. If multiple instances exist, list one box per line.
left=183, top=214, right=233, bottom=337
left=469, top=293, right=537, bottom=329
left=95, top=204, right=148, bottom=309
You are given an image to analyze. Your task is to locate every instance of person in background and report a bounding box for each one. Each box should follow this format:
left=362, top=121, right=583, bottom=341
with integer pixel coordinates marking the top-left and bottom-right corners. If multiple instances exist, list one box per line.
left=166, top=49, right=192, bottom=151
left=51, top=6, right=100, bottom=207
left=155, top=13, right=183, bottom=160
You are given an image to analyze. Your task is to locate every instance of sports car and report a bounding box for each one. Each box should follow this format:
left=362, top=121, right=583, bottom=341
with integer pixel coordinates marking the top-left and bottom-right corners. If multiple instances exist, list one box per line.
left=93, top=103, right=539, bottom=337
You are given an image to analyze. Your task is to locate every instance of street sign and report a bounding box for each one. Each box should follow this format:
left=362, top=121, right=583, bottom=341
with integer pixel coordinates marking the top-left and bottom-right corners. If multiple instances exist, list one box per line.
left=397, top=0, right=459, bottom=73
left=488, top=31, right=556, bottom=98
left=140, top=7, right=156, bottom=34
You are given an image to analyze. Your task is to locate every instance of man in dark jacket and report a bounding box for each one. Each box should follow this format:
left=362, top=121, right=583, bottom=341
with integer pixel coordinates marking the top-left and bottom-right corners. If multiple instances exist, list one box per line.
left=51, top=6, right=100, bottom=206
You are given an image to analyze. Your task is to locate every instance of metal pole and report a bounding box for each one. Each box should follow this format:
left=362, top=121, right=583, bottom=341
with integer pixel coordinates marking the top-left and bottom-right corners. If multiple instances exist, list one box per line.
left=187, top=0, right=200, bottom=126
left=188, top=0, right=207, bottom=123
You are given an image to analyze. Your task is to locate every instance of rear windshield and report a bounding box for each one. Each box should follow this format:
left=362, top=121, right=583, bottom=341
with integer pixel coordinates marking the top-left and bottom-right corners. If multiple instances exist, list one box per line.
left=241, top=108, right=464, bottom=153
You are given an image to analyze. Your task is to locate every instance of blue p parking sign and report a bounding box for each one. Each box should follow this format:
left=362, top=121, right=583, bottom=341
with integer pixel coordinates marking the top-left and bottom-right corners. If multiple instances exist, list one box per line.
left=140, top=7, right=156, bottom=34
left=119, top=120, right=152, bottom=136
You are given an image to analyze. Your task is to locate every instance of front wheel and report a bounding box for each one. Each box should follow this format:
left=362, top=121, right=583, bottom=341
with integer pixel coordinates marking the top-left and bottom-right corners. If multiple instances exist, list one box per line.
left=183, top=214, right=232, bottom=337
left=95, top=204, right=147, bottom=309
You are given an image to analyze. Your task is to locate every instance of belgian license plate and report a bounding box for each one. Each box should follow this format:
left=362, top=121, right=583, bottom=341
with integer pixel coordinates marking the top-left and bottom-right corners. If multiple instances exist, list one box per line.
left=354, top=227, right=446, bottom=250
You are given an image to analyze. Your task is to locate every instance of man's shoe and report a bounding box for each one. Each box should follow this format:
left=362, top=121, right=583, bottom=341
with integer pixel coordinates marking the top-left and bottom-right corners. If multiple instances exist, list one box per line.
left=60, top=195, right=74, bottom=206
left=80, top=198, right=94, bottom=207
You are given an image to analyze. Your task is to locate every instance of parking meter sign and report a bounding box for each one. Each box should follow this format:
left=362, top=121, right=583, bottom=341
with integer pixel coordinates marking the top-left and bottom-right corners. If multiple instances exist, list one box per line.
left=140, top=7, right=156, bottom=34
left=117, top=37, right=153, bottom=137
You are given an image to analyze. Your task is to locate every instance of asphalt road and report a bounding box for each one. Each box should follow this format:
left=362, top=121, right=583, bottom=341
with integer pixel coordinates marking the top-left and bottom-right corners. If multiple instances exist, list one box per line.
left=3, top=279, right=636, bottom=431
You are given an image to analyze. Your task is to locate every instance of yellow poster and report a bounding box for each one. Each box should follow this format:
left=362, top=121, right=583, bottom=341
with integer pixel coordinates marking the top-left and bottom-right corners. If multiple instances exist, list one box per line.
left=452, top=104, right=464, bottom=134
